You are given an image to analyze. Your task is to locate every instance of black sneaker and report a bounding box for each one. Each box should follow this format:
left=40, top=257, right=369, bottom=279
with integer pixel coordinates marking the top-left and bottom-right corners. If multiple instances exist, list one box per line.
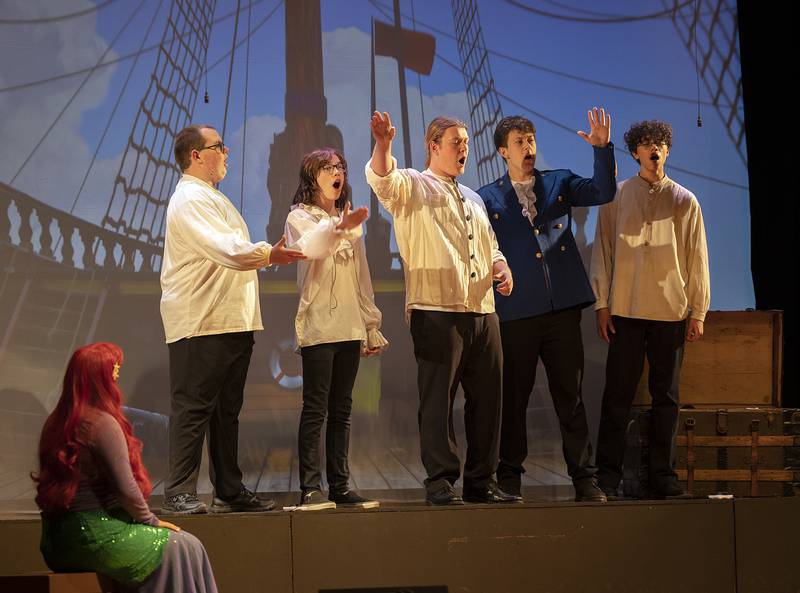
left=298, top=489, right=337, bottom=510
left=210, top=487, right=275, bottom=513
left=330, top=490, right=380, bottom=509
left=574, top=480, right=608, bottom=503
left=425, top=483, right=464, bottom=506
left=162, top=492, right=207, bottom=515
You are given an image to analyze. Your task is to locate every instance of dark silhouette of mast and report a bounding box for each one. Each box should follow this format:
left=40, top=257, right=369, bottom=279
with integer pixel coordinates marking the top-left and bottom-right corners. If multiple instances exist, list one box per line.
left=265, top=0, right=343, bottom=244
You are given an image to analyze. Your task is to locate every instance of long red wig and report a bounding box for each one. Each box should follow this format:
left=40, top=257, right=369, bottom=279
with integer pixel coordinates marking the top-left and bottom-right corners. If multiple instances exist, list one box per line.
left=32, top=342, right=152, bottom=515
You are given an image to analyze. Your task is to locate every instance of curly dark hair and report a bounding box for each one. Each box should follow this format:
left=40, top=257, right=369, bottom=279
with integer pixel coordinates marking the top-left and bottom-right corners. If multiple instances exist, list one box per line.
left=493, top=116, right=536, bottom=151
left=291, top=148, right=351, bottom=211
left=623, top=120, right=673, bottom=156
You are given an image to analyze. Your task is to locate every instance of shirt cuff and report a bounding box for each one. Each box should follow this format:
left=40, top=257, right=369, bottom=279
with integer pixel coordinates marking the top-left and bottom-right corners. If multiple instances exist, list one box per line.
left=365, top=328, right=389, bottom=350
left=365, top=156, right=398, bottom=182
left=690, top=309, right=707, bottom=322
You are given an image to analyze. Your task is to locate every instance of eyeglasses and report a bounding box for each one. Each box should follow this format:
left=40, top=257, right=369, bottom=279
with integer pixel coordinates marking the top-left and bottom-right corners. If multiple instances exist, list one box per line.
left=199, top=141, right=227, bottom=154
left=321, top=163, right=346, bottom=174
left=637, top=141, right=667, bottom=149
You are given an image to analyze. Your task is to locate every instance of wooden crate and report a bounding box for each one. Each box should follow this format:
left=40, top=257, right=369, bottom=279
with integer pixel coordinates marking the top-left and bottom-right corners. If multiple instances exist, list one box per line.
left=634, top=310, right=783, bottom=407
left=623, top=408, right=800, bottom=498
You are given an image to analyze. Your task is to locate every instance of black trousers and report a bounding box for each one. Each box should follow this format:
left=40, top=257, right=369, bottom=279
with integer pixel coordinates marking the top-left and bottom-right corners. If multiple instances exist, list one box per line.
left=498, top=307, right=596, bottom=493
left=409, top=309, right=503, bottom=494
left=596, top=316, right=686, bottom=491
left=165, top=331, right=254, bottom=500
left=298, top=340, right=361, bottom=494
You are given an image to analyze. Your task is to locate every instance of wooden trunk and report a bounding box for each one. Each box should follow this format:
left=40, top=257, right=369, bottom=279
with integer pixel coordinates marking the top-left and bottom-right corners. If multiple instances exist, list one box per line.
left=623, top=408, right=800, bottom=498
left=634, top=310, right=783, bottom=407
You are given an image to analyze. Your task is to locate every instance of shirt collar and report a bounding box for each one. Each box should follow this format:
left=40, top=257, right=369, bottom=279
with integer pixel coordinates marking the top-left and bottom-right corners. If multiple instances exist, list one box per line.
left=633, top=173, right=672, bottom=193
left=423, top=168, right=458, bottom=185
left=181, top=173, right=216, bottom=190
left=511, top=177, right=535, bottom=192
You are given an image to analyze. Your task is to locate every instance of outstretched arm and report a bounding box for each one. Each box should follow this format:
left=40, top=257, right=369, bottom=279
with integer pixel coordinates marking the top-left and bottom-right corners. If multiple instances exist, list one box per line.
left=369, top=111, right=396, bottom=177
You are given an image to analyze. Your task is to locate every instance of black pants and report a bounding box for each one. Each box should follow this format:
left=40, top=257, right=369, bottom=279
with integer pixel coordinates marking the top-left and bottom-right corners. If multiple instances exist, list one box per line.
left=596, top=316, right=686, bottom=491
left=498, top=307, right=595, bottom=493
left=409, top=309, right=502, bottom=494
left=298, top=340, right=361, bottom=494
left=165, top=331, right=254, bottom=500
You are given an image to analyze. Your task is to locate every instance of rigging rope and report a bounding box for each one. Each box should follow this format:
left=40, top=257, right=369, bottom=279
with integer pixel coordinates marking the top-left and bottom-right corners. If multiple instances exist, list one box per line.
left=68, top=0, right=167, bottom=216
left=240, top=0, right=253, bottom=212
left=0, top=0, right=118, bottom=25
left=502, top=0, right=696, bottom=24
left=221, top=0, right=242, bottom=142
left=0, top=0, right=270, bottom=94
left=8, top=0, right=147, bottom=185
left=367, top=0, right=732, bottom=108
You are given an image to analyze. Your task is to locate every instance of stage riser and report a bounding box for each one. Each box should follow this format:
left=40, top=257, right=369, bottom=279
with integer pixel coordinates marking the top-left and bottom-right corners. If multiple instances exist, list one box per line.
left=1, top=499, right=796, bottom=593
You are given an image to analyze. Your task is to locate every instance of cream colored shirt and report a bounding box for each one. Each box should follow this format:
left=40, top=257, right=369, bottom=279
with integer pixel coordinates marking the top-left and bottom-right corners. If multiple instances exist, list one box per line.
left=591, top=174, right=710, bottom=322
left=365, top=157, right=506, bottom=314
left=160, top=174, right=272, bottom=343
left=285, top=204, right=388, bottom=350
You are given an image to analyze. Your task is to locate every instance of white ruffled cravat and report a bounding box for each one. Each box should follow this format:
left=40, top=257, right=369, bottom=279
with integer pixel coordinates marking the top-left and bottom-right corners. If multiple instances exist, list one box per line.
left=512, top=179, right=537, bottom=224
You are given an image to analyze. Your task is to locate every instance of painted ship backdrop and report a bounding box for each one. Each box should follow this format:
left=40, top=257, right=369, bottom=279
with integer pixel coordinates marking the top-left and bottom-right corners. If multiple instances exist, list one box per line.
left=3, top=2, right=796, bottom=592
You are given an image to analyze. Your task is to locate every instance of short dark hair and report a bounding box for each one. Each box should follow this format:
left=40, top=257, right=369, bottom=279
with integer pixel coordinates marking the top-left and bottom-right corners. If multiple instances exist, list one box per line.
left=623, top=120, right=673, bottom=155
left=292, top=148, right=351, bottom=211
left=174, top=124, right=215, bottom=171
left=493, top=116, right=536, bottom=151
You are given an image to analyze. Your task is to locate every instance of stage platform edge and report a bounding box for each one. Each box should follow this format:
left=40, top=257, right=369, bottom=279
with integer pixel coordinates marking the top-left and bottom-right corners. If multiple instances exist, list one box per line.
left=1, top=496, right=797, bottom=593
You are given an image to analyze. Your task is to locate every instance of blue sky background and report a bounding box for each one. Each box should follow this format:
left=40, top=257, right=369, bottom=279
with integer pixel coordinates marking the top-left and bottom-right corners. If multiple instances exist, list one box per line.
left=0, top=0, right=752, bottom=309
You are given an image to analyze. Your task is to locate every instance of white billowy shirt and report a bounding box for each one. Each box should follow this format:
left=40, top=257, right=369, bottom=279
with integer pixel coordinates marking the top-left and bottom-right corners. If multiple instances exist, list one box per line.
left=364, top=157, right=506, bottom=314
left=285, top=203, right=388, bottom=351
left=160, top=174, right=271, bottom=343
left=590, top=174, right=710, bottom=322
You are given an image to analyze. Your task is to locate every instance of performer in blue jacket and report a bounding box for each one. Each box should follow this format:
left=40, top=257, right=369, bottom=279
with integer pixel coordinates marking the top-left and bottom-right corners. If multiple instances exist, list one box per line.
left=477, top=109, right=616, bottom=502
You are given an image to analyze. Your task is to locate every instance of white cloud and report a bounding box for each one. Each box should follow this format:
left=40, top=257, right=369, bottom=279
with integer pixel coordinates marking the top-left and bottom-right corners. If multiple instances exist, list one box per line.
left=0, top=0, right=121, bottom=221
left=219, top=113, right=285, bottom=240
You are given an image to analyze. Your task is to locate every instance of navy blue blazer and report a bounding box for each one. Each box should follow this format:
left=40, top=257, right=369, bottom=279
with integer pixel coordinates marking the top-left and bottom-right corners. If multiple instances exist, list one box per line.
left=478, top=144, right=616, bottom=323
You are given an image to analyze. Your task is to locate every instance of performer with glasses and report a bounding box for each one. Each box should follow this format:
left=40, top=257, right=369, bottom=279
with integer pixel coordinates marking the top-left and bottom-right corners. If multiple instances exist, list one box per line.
left=160, top=124, right=305, bottom=514
left=285, top=148, right=387, bottom=510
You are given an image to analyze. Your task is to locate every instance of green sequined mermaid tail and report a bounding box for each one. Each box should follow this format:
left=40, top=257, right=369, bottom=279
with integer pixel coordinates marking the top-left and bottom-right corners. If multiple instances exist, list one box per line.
left=40, top=507, right=169, bottom=585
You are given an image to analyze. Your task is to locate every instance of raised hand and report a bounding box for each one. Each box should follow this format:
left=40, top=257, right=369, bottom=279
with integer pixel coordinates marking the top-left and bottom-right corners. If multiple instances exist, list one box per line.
left=370, top=111, right=396, bottom=148
left=269, top=235, right=306, bottom=265
left=336, top=202, right=369, bottom=231
left=577, top=107, right=611, bottom=147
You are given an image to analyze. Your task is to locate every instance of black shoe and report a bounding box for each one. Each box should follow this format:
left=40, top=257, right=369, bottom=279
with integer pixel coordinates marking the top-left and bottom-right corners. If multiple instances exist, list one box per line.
left=652, top=482, right=692, bottom=500
left=497, top=478, right=521, bottom=498
left=299, top=489, right=337, bottom=510
left=425, top=484, right=464, bottom=506
left=162, top=492, right=207, bottom=515
left=330, top=490, right=380, bottom=509
left=463, top=482, right=523, bottom=504
left=574, top=480, right=608, bottom=503
left=210, top=487, right=275, bottom=513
